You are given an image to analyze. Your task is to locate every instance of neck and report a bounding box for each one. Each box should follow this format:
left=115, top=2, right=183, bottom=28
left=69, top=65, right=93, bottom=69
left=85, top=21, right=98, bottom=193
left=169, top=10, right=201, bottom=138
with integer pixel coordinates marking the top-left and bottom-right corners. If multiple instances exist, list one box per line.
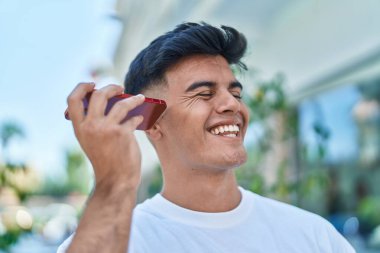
left=160, top=167, right=241, bottom=212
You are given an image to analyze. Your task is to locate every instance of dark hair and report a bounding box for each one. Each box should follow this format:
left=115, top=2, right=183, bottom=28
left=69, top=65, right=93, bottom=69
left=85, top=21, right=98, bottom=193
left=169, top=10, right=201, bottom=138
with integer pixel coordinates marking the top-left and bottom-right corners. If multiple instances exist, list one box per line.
left=124, top=22, right=247, bottom=95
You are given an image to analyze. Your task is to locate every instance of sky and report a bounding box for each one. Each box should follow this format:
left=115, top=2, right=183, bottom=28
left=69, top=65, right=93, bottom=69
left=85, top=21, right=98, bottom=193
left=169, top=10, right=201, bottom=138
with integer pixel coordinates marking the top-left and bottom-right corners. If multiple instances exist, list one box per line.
left=0, top=0, right=118, bottom=177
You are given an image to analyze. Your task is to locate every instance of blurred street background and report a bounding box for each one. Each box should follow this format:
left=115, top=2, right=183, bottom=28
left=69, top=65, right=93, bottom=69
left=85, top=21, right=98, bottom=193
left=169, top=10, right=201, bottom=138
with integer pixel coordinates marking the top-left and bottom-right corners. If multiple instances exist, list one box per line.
left=1, top=0, right=380, bottom=252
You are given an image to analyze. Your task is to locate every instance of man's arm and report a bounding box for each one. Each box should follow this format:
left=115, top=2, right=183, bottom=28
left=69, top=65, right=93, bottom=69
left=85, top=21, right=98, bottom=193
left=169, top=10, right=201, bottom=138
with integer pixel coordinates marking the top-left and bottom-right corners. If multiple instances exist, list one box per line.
left=64, top=83, right=145, bottom=253
left=67, top=183, right=137, bottom=252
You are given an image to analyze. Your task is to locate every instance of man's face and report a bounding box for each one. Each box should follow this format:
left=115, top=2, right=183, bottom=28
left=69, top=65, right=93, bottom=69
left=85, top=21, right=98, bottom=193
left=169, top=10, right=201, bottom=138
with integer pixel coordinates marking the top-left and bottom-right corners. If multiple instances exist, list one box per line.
left=154, top=54, right=249, bottom=171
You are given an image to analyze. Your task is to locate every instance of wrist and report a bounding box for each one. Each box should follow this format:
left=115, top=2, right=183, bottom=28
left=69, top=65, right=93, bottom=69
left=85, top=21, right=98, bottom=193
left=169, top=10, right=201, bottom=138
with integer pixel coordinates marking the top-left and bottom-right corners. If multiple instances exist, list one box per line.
left=94, top=177, right=139, bottom=200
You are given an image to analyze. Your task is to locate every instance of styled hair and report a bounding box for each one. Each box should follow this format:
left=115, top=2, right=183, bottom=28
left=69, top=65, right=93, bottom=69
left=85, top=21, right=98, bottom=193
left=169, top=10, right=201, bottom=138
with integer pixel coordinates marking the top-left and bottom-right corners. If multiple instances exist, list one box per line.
left=124, top=22, right=247, bottom=95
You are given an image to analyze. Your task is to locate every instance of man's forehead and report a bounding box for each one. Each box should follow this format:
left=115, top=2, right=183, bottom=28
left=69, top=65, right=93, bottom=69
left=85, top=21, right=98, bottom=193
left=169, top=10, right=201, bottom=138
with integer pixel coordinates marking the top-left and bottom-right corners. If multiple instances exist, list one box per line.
left=165, top=55, right=237, bottom=90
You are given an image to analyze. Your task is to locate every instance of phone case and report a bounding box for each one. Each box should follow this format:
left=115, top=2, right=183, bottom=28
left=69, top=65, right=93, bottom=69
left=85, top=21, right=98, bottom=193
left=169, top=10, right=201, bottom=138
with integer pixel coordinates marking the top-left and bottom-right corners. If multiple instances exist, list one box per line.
left=65, top=93, right=167, bottom=130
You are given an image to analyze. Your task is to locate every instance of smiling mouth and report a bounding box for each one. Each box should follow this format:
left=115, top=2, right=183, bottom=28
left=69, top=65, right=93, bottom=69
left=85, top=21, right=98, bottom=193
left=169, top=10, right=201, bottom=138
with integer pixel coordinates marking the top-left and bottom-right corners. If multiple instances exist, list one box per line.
left=209, top=124, right=240, bottom=138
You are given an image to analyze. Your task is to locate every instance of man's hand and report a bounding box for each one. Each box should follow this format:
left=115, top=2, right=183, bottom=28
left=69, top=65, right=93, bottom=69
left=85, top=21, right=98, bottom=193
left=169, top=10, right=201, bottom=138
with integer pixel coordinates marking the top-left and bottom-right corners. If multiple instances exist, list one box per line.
left=65, top=83, right=145, bottom=253
left=66, top=82, right=145, bottom=190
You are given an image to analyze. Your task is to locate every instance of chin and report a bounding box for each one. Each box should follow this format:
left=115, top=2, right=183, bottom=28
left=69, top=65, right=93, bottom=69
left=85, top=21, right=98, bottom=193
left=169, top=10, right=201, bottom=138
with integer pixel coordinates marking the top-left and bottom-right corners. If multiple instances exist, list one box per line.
left=192, top=147, right=248, bottom=171
left=219, top=149, right=247, bottom=169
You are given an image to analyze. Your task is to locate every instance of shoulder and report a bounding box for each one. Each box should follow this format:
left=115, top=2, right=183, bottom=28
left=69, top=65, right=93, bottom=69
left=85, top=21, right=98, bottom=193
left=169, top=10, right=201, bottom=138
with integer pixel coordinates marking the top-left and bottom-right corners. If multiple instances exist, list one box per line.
left=245, top=189, right=328, bottom=225
left=56, top=233, right=74, bottom=253
left=133, top=195, right=165, bottom=221
left=243, top=189, right=355, bottom=252
left=131, top=194, right=173, bottom=232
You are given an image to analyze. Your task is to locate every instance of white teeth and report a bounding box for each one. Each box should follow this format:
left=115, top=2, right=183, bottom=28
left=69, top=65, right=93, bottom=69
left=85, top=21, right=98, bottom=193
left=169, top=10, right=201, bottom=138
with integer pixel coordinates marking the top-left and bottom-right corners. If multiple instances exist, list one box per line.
left=209, top=124, right=240, bottom=136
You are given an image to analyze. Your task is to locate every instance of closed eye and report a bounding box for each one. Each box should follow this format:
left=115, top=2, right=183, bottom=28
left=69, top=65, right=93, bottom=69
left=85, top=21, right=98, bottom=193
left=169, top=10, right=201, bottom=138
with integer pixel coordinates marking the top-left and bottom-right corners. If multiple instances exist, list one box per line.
left=197, top=92, right=242, bottom=100
left=231, top=91, right=242, bottom=99
left=198, top=93, right=213, bottom=97
left=196, top=91, right=214, bottom=98
left=233, top=95, right=242, bottom=99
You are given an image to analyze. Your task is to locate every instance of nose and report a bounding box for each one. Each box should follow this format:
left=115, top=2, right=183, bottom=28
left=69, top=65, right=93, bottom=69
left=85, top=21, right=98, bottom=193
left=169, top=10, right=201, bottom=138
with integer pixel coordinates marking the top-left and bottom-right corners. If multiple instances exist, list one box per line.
left=214, top=90, right=241, bottom=114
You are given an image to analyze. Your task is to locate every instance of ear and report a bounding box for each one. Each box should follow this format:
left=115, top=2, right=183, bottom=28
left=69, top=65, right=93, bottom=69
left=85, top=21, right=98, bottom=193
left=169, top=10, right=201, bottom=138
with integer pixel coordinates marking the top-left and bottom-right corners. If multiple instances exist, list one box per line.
left=145, top=123, right=162, bottom=141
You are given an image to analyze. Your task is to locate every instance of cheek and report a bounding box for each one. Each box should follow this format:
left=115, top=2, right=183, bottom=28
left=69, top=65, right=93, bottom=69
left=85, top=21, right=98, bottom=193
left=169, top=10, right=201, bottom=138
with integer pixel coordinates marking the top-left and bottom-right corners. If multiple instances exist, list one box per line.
left=162, top=107, right=206, bottom=143
left=167, top=111, right=213, bottom=160
left=241, top=103, right=250, bottom=119
left=168, top=103, right=209, bottom=129
left=240, top=105, right=250, bottom=135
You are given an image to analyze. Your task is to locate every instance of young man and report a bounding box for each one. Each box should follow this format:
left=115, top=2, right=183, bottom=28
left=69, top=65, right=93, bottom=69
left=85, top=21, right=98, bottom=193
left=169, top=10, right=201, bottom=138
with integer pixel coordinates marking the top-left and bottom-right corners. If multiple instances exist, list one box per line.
left=59, top=22, right=355, bottom=252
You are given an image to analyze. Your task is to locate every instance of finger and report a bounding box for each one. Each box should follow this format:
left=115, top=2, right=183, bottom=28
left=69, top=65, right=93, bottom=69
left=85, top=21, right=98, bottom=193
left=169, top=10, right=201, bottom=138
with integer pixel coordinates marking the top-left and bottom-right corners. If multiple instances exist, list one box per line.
left=86, top=84, right=124, bottom=119
left=123, top=115, right=144, bottom=131
left=66, top=82, right=96, bottom=124
left=107, top=94, right=145, bottom=123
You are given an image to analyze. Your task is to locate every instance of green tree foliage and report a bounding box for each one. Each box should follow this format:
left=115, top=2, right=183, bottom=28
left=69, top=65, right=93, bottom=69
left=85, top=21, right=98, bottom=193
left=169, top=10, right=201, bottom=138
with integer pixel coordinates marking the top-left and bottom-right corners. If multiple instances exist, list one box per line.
left=237, top=73, right=330, bottom=211
left=0, top=120, right=31, bottom=251
left=0, top=122, right=24, bottom=151
left=40, top=148, right=91, bottom=196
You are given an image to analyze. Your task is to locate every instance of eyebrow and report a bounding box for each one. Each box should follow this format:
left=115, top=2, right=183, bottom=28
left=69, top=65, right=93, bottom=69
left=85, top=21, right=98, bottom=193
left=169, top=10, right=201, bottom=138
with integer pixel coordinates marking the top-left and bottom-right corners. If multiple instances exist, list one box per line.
left=185, top=81, right=243, bottom=92
left=185, top=81, right=215, bottom=92
left=230, top=81, right=243, bottom=90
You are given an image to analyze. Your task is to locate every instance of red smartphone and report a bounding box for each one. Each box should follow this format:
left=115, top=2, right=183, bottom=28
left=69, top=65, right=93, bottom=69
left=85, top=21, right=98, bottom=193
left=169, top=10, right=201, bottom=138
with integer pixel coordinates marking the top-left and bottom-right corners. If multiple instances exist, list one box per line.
left=64, top=92, right=167, bottom=130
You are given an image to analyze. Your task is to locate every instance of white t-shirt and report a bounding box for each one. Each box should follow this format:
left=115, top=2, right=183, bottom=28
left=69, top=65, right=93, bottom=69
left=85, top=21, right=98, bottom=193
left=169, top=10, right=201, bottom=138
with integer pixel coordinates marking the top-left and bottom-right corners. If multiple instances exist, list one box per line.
left=57, top=188, right=355, bottom=252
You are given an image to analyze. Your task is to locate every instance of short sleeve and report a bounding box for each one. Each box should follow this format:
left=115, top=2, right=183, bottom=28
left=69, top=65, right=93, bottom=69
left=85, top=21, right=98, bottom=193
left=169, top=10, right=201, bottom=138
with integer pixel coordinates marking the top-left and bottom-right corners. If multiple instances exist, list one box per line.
left=318, top=221, right=356, bottom=253
left=56, top=234, right=74, bottom=253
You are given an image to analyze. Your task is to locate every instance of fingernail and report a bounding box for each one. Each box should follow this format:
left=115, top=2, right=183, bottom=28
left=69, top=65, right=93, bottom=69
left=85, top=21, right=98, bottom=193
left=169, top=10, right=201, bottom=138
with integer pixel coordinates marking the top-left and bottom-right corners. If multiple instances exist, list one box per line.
left=136, top=94, right=145, bottom=99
